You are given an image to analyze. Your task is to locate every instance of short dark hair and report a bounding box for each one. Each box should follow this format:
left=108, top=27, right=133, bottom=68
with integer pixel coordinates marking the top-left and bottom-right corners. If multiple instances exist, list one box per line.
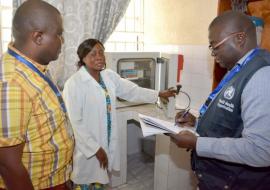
left=209, top=10, right=256, bottom=38
left=77, top=38, right=105, bottom=68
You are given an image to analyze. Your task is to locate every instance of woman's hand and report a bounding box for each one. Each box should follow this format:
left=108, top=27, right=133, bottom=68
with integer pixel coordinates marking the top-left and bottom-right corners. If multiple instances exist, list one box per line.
left=175, top=110, right=196, bottom=127
left=95, top=147, right=108, bottom=169
left=158, top=88, right=177, bottom=102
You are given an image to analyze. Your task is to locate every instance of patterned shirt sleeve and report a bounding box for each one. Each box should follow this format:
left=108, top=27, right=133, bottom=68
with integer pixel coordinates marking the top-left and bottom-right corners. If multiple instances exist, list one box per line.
left=0, top=81, right=31, bottom=147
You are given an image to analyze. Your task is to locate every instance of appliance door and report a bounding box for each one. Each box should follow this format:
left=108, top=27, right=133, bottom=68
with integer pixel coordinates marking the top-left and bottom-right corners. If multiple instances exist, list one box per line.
left=117, top=58, right=156, bottom=90
left=105, top=52, right=169, bottom=108
left=156, top=56, right=168, bottom=91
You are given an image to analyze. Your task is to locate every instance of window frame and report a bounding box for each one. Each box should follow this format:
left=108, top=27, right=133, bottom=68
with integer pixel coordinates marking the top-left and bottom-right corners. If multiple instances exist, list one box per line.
left=0, top=0, right=13, bottom=53
left=105, top=0, right=144, bottom=52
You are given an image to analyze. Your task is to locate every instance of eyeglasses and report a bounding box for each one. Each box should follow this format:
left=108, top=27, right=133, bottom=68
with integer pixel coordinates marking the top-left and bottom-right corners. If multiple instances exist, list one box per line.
left=208, top=32, right=245, bottom=53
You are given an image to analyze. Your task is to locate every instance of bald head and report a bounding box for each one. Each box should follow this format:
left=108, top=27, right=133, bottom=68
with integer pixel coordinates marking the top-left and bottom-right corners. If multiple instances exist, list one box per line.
left=12, top=0, right=60, bottom=44
left=208, top=11, right=258, bottom=70
left=209, top=11, right=257, bottom=47
left=12, top=0, right=63, bottom=65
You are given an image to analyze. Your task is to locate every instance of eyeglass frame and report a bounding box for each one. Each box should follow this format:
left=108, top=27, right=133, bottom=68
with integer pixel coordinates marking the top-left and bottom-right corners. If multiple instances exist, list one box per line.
left=208, top=31, right=245, bottom=53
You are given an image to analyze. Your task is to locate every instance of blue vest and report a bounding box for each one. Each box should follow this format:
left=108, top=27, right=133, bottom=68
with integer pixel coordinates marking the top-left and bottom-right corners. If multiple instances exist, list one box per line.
left=192, top=49, right=270, bottom=190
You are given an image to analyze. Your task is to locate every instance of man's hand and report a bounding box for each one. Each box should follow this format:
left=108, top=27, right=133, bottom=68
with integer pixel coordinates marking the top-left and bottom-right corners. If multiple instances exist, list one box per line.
left=175, top=110, right=196, bottom=127
left=95, top=147, right=108, bottom=169
left=170, top=130, right=198, bottom=150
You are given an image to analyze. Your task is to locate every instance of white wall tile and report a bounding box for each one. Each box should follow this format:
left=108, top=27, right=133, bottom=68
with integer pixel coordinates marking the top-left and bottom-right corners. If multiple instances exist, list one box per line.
left=154, top=171, right=168, bottom=190
left=178, top=45, right=213, bottom=111
left=144, top=44, right=214, bottom=112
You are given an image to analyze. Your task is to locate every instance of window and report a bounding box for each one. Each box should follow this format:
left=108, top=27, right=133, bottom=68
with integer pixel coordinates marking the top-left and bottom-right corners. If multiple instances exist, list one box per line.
left=1, top=0, right=144, bottom=53
left=105, top=0, right=144, bottom=52
left=0, top=0, right=13, bottom=53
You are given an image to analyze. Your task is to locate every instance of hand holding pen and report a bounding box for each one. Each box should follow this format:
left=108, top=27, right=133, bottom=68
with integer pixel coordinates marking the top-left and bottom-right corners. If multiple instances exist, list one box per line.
left=173, top=109, right=198, bottom=151
left=181, top=108, right=190, bottom=118
left=175, top=108, right=196, bottom=127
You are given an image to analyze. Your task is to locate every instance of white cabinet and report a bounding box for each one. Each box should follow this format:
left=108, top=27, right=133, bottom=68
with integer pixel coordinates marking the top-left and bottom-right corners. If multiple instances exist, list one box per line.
left=112, top=105, right=197, bottom=190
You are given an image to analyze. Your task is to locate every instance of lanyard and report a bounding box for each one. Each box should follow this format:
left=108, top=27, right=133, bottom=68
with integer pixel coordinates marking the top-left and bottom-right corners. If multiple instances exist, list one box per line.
left=7, top=48, right=67, bottom=113
left=98, top=75, right=112, bottom=146
left=199, top=48, right=259, bottom=116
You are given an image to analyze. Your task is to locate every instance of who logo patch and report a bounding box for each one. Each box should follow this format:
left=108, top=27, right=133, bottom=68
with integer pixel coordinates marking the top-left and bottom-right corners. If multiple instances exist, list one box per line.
left=224, top=86, right=235, bottom=100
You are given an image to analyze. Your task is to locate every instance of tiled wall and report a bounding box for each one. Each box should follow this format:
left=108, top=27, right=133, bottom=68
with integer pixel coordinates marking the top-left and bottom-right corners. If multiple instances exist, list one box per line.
left=154, top=135, right=197, bottom=190
left=145, top=44, right=215, bottom=113
left=178, top=45, right=214, bottom=112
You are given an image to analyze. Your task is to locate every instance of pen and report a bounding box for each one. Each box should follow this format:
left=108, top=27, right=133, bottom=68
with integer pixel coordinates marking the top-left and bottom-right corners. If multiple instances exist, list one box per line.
left=181, top=108, right=190, bottom=118
left=174, top=108, right=190, bottom=126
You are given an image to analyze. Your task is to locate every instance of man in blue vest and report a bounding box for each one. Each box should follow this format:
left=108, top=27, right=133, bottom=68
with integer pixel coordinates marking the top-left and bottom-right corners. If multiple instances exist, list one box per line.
left=171, top=11, right=270, bottom=190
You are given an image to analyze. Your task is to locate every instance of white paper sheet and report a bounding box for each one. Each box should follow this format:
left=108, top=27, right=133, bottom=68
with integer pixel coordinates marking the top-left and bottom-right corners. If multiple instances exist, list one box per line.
left=138, top=113, right=198, bottom=137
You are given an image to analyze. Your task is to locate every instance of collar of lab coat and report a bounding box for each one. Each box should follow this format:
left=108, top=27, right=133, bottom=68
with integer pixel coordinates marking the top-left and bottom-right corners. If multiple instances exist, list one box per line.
left=79, top=66, right=104, bottom=87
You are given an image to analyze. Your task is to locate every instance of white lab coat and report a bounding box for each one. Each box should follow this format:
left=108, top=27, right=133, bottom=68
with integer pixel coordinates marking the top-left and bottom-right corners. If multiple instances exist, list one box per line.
left=63, top=67, right=158, bottom=184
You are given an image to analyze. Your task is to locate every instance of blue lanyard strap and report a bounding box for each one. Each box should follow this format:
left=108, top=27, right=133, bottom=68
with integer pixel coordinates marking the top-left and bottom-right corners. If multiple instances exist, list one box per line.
left=199, top=48, right=259, bottom=116
left=7, top=48, right=67, bottom=113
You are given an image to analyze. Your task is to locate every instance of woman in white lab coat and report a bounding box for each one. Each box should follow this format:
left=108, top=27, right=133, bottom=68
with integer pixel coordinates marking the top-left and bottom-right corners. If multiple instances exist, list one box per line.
left=63, top=39, right=175, bottom=190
